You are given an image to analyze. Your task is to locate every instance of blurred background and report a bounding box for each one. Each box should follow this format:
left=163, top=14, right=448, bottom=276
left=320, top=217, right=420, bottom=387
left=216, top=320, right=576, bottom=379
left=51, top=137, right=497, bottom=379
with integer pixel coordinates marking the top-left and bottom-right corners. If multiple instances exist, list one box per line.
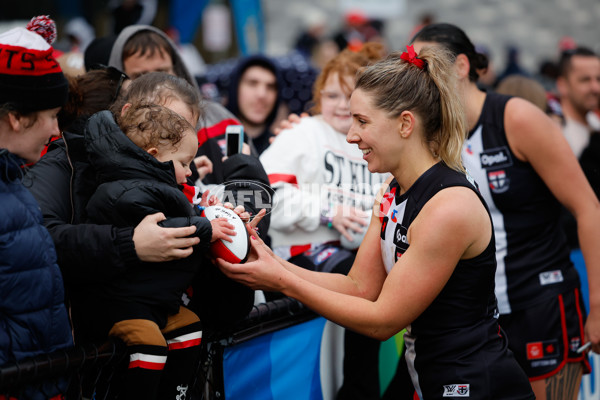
left=2, top=0, right=599, bottom=114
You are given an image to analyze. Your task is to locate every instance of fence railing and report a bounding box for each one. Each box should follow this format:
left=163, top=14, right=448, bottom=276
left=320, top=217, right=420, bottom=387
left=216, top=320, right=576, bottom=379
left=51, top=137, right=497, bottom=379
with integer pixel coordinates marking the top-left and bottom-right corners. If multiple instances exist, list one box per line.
left=0, top=296, right=315, bottom=400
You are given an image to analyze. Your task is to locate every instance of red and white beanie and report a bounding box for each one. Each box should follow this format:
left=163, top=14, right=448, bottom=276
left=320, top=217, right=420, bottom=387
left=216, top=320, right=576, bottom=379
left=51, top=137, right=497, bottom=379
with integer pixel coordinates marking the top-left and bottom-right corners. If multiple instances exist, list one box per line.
left=0, top=23, right=68, bottom=112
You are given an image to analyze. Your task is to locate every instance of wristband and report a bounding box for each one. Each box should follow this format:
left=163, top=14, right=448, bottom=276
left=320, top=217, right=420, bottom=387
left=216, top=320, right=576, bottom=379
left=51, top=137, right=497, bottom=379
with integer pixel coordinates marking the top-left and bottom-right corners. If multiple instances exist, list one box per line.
left=320, top=208, right=334, bottom=229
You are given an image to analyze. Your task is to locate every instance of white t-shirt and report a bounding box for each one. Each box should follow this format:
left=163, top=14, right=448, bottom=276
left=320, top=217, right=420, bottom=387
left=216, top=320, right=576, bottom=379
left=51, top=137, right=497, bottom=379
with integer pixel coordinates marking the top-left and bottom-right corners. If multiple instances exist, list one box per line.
left=260, top=115, right=388, bottom=254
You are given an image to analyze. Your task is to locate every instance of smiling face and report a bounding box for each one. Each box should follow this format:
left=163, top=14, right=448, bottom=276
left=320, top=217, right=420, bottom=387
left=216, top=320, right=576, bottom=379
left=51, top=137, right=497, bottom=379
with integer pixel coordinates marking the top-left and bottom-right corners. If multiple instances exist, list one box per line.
left=347, top=89, right=402, bottom=174
left=559, top=54, right=600, bottom=117
left=321, top=72, right=354, bottom=134
left=13, top=107, right=61, bottom=163
left=154, top=129, right=198, bottom=185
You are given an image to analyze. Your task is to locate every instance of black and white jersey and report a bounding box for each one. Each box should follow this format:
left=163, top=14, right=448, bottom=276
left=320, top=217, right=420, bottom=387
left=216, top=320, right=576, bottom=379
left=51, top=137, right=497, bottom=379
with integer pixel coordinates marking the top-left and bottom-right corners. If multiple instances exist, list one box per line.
left=463, top=93, right=578, bottom=315
left=379, top=162, right=533, bottom=400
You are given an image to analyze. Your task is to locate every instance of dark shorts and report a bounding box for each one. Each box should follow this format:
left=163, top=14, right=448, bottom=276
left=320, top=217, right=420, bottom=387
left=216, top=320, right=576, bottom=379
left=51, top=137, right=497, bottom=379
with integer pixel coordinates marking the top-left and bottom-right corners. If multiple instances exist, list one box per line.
left=498, top=288, right=591, bottom=380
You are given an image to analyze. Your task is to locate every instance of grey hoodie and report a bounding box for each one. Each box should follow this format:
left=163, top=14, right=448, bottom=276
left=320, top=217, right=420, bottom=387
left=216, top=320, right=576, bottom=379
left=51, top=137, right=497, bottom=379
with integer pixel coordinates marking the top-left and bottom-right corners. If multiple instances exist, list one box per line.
left=108, top=24, right=236, bottom=131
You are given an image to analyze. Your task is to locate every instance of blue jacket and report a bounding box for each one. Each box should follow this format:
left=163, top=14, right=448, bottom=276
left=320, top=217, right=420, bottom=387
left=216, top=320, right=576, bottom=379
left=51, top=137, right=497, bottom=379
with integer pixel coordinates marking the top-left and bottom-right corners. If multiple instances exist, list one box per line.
left=0, top=149, right=73, bottom=368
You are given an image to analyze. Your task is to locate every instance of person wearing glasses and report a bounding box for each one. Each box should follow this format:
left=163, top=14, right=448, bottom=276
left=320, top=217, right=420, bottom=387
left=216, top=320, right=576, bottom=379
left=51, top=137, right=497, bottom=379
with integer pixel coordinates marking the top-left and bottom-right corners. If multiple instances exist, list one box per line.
left=258, top=43, right=395, bottom=399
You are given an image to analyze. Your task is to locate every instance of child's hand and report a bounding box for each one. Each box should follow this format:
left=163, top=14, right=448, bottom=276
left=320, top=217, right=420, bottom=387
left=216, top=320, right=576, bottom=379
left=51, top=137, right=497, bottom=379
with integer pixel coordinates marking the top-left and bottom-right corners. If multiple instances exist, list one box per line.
left=199, top=191, right=220, bottom=207
left=223, top=202, right=251, bottom=222
left=210, top=217, right=236, bottom=243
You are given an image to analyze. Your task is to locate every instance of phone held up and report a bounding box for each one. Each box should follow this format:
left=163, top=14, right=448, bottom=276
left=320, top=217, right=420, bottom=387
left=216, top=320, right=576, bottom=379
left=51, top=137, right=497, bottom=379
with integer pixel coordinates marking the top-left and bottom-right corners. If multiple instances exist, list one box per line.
left=226, top=125, right=244, bottom=157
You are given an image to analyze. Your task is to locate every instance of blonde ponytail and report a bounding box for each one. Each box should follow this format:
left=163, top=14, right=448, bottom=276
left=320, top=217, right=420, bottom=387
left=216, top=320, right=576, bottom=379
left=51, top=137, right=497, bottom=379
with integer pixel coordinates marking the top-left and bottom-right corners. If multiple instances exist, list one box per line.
left=355, top=45, right=466, bottom=173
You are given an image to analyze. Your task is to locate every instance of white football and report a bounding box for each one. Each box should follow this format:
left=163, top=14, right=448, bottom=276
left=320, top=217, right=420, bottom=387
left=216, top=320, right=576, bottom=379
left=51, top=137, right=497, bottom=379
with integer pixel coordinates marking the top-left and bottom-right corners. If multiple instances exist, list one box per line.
left=201, top=205, right=250, bottom=263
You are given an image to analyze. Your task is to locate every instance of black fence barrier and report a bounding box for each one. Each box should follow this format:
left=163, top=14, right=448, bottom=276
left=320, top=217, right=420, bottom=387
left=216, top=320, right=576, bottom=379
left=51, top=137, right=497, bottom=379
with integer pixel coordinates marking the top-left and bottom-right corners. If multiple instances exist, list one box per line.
left=0, top=296, right=316, bottom=400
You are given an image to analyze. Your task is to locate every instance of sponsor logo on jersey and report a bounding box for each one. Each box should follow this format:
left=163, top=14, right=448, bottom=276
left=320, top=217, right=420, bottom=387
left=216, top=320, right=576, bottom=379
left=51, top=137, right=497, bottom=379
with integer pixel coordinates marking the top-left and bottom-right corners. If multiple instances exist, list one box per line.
left=380, top=187, right=397, bottom=220
left=479, top=147, right=512, bottom=169
left=391, top=209, right=398, bottom=223
left=393, top=224, right=409, bottom=251
left=539, top=270, right=564, bottom=286
left=526, top=339, right=559, bottom=360
left=443, top=384, right=470, bottom=397
left=466, top=143, right=473, bottom=155
left=487, top=170, right=509, bottom=193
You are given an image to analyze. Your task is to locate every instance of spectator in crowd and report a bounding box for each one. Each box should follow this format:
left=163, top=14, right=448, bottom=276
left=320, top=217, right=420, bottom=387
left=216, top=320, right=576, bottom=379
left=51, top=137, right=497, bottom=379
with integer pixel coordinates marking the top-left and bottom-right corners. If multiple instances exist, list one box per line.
left=225, top=54, right=283, bottom=154
left=556, top=47, right=600, bottom=158
left=495, top=45, right=530, bottom=85
left=0, top=25, right=73, bottom=400
left=218, top=45, right=535, bottom=400
left=412, top=23, right=600, bottom=400
left=260, top=42, right=400, bottom=399
left=496, top=74, right=549, bottom=113
left=25, top=69, right=254, bottom=346
left=106, top=25, right=271, bottom=229
left=80, top=95, right=235, bottom=400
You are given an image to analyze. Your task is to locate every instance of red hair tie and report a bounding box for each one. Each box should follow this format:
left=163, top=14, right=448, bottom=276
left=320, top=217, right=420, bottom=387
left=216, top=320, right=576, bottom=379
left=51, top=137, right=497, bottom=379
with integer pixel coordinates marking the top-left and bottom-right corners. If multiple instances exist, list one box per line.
left=400, top=45, right=425, bottom=70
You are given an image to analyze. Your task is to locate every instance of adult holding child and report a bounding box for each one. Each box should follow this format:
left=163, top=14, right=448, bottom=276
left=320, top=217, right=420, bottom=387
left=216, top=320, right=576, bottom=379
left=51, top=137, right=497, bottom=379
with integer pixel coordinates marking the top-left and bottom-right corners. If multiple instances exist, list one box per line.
left=218, top=46, right=535, bottom=399
left=411, top=23, right=600, bottom=400
left=0, top=25, right=73, bottom=399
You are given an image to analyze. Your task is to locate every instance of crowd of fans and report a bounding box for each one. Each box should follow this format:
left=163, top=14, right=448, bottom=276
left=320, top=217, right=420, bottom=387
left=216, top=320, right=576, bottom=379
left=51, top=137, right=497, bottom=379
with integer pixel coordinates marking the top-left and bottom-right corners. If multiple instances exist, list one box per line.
left=1, top=8, right=600, bottom=400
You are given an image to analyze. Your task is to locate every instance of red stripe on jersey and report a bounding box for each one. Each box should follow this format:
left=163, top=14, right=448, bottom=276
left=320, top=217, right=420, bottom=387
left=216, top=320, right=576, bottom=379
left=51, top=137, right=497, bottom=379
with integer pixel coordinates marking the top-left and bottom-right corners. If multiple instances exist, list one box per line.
left=197, top=118, right=239, bottom=147
left=168, top=337, right=202, bottom=350
left=128, top=359, right=166, bottom=370
left=268, top=173, right=298, bottom=187
left=0, top=46, right=61, bottom=75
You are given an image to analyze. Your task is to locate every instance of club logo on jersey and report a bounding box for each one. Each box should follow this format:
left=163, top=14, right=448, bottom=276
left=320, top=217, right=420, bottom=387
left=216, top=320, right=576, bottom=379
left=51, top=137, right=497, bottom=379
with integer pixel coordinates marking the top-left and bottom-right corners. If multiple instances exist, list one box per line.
left=443, top=384, right=470, bottom=397
left=539, top=270, right=564, bottom=286
left=479, top=147, right=512, bottom=169
left=526, top=340, right=559, bottom=360
left=393, top=224, right=408, bottom=253
left=487, top=170, right=510, bottom=193
left=570, top=337, right=582, bottom=353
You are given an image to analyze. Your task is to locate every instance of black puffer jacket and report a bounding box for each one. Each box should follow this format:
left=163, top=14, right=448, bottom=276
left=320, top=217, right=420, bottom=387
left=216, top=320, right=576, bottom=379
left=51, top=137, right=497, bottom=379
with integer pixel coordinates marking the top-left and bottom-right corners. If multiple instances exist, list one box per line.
left=75, top=111, right=211, bottom=338
left=24, top=112, right=259, bottom=336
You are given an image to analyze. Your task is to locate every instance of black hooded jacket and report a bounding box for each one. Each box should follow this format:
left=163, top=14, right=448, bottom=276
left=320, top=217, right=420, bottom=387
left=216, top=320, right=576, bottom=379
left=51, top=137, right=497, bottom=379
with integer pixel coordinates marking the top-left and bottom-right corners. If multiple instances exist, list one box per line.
left=225, top=54, right=283, bottom=155
left=67, top=110, right=212, bottom=339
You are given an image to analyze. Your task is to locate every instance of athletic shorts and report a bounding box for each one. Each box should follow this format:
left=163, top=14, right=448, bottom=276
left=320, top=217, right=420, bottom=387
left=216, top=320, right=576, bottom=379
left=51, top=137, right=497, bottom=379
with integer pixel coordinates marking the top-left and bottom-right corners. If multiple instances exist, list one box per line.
left=498, top=287, right=591, bottom=380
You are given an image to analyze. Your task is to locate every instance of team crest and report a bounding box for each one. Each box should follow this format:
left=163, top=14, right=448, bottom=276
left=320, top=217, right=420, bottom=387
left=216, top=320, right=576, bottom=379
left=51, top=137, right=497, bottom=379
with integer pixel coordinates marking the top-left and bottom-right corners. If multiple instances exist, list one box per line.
left=570, top=337, right=582, bottom=353
left=487, top=170, right=509, bottom=193
left=443, top=384, right=470, bottom=397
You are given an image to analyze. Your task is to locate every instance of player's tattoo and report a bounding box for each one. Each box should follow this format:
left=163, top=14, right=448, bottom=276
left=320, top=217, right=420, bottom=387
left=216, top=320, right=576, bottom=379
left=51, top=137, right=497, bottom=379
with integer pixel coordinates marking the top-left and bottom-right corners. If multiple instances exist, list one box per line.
left=545, top=362, right=582, bottom=400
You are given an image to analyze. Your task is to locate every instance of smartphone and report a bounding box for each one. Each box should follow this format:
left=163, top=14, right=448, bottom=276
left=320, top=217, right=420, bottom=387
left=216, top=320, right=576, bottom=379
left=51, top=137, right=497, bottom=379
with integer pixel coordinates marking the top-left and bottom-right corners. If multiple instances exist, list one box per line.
left=226, top=125, right=244, bottom=157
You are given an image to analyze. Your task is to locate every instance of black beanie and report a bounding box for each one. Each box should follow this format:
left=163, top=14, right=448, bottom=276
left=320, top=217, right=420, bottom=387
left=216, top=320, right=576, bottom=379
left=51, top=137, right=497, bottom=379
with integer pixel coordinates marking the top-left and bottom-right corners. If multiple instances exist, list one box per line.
left=0, top=27, right=68, bottom=112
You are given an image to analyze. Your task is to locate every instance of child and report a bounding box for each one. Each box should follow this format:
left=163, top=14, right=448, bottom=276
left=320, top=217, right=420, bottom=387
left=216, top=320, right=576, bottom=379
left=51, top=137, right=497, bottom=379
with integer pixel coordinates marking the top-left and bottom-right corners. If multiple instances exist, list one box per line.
left=81, top=100, right=235, bottom=400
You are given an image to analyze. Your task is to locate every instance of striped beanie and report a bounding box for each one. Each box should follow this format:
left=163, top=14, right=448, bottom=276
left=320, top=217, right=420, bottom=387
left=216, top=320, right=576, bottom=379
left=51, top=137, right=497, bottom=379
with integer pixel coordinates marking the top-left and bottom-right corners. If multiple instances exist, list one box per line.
left=0, top=26, right=68, bottom=112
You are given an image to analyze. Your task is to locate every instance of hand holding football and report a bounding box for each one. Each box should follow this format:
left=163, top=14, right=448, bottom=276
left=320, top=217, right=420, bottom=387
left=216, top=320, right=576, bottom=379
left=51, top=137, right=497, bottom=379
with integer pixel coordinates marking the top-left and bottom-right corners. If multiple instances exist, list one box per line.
left=201, top=205, right=250, bottom=263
